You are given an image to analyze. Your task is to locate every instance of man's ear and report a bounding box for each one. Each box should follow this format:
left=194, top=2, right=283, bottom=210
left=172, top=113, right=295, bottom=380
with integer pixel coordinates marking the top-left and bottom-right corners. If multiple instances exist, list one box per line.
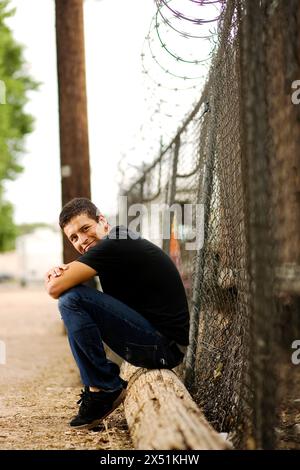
left=98, top=214, right=109, bottom=231
left=98, top=214, right=107, bottom=228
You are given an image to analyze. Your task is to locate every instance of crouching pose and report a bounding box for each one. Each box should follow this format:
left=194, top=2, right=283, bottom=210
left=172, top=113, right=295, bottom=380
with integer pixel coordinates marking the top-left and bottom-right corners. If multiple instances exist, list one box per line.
left=45, top=198, right=189, bottom=429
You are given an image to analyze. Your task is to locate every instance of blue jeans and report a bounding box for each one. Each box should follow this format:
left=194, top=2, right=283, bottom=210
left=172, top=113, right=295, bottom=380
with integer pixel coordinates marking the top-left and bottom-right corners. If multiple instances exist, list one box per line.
left=58, top=285, right=184, bottom=391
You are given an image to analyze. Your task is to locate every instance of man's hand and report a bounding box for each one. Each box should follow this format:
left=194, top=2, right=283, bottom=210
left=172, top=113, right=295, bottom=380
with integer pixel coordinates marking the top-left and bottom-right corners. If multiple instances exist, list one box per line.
left=44, top=261, right=97, bottom=299
left=45, top=264, right=69, bottom=283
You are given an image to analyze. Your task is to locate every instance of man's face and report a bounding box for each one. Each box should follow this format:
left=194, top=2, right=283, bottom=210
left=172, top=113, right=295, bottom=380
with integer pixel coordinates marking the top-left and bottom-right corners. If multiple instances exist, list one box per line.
left=64, top=213, right=108, bottom=254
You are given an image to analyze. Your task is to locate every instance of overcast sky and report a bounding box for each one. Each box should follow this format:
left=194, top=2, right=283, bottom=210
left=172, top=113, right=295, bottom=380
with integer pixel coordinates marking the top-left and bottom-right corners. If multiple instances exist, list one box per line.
left=4, top=0, right=218, bottom=225
left=5, top=0, right=155, bottom=224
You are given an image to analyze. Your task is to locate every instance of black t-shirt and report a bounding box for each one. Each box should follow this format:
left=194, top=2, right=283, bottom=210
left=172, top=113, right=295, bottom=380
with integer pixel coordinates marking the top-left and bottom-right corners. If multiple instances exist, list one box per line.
left=77, top=226, right=190, bottom=345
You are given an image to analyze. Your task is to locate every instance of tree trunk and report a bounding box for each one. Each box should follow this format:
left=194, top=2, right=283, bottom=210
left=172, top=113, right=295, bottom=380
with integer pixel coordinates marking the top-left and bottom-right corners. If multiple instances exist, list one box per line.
left=121, top=363, right=231, bottom=450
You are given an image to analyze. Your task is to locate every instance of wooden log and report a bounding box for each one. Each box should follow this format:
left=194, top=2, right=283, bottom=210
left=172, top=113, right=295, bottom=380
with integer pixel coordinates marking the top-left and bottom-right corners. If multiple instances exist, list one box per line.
left=121, top=363, right=231, bottom=450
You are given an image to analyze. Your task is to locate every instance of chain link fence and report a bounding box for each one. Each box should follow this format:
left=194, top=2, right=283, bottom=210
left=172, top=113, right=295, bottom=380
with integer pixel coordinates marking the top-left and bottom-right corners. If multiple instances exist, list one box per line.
left=121, top=0, right=300, bottom=449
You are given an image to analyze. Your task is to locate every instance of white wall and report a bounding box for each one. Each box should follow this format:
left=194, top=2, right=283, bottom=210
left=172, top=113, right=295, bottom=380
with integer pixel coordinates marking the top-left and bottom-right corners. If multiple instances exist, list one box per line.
left=0, top=227, right=63, bottom=282
left=17, top=228, right=63, bottom=282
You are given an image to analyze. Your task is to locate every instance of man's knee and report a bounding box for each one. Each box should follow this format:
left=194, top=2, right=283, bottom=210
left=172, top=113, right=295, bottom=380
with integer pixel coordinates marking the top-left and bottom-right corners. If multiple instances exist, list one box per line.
left=58, top=286, right=83, bottom=311
left=58, top=286, right=89, bottom=331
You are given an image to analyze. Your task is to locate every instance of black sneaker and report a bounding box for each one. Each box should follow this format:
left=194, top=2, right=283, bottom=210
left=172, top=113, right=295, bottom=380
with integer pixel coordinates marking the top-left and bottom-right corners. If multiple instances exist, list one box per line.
left=70, top=383, right=127, bottom=429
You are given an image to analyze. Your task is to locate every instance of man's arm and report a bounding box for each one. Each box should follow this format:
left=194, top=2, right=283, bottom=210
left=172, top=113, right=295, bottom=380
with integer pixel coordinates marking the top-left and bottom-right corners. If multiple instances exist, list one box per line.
left=45, top=261, right=97, bottom=299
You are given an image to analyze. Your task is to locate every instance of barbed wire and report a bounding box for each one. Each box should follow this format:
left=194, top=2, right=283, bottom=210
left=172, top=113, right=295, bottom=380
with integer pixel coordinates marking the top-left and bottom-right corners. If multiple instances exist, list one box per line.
left=155, top=0, right=223, bottom=24
left=119, top=0, right=225, bottom=186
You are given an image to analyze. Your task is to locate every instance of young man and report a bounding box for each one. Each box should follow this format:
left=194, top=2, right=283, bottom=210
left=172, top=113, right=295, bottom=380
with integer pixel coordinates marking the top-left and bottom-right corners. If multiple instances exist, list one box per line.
left=45, top=197, right=190, bottom=429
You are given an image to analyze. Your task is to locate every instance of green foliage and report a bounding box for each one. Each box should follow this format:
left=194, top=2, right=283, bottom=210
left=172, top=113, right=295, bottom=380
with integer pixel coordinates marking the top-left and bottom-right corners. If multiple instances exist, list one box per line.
left=0, top=0, right=39, bottom=252
left=0, top=196, right=17, bottom=251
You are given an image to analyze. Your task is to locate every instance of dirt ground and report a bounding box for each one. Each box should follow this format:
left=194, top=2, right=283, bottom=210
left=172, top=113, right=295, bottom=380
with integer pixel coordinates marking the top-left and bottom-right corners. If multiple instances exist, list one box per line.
left=0, top=284, right=133, bottom=450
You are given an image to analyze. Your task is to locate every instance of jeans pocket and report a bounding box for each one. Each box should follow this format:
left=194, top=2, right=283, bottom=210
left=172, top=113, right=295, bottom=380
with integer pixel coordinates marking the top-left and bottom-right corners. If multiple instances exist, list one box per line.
left=125, top=341, right=184, bottom=369
left=125, top=342, right=159, bottom=369
left=165, top=342, right=185, bottom=369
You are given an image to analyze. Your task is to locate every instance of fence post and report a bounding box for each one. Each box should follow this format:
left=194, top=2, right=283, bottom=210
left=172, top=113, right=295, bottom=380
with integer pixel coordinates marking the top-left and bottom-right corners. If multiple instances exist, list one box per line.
left=163, top=135, right=180, bottom=254
left=184, top=99, right=216, bottom=390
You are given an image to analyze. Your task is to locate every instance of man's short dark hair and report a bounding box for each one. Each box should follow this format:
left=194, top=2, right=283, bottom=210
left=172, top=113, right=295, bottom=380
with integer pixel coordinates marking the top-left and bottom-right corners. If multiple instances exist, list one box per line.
left=59, top=198, right=100, bottom=229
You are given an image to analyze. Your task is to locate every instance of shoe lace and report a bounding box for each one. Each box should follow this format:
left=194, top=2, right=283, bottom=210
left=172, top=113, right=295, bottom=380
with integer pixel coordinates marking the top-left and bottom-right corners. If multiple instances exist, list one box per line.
left=76, top=384, right=125, bottom=413
left=77, top=388, right=92, bottom=412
